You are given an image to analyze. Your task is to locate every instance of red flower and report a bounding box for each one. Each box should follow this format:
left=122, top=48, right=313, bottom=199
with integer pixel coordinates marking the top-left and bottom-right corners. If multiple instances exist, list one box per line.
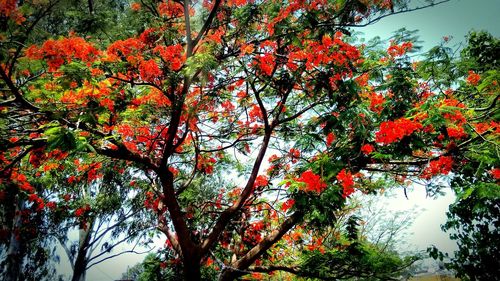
left=249, top=104, right=263, bottom=121
left=336, top=169, right=355, bottom=198
left=367, top=92, right=385, bottom=113
left=387, top=41, right=413, bottom=57
left=466, top=70, right=480, bottom=86
left=375, top=118, right=423, bottom=145
left=28, top=194, right=39, bottom=202
left=252, top=220, right=265, bottom=231
left=361, top=144, right=375, bottom=155
left=139, top=59, right=162, bottom=82
left=46, top=201, right=57, bottom=210
left=257, top=53, right=275, bottom=76
left=130, top=2, right=141, bottom=11
left=490, top=168, right=500, bottom=180
left=254, top=175, right=269, bottom=187
left=446, top=126, right=468, bottom=139
left=74, top=208, right=85, bottom=217
left=281, top=198, right=295, bottom=212
left=297, top=170, right=326, bottom=193
left=421, top=156, right=454, bottom=179
left=326, top=132, right=336, bottom=146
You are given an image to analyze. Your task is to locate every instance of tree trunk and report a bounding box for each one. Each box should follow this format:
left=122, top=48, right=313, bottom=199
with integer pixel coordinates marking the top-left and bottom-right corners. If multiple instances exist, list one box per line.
left=3, top=198, right=24, bottom=281
left=71, top=221, right=93, bottom=281
left=182, top=258, right=201, bottom=281
left=71, top=252, right=87, bottom=281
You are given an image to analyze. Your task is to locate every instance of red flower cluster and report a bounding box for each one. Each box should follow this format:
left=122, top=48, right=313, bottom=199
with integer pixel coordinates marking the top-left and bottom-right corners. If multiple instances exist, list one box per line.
left=336, top=169, right=355, bottom=198
left=466, top=70, right=481, bottom=86
left=158, top=0, right=184, bottom=18
left=257, top=53, right=275, bottom=76
left=375, top=118, right=423, bottom=145
left=26, top=37, right=100, bottom=71
left=281, top=198, right=295, bottom=212
left=254, top=175, right=269, bottom=188
left=286, top=31, right=361, bottom=73
left=139, top=59, right=162, bottom=82
left=297, top=170, right=326, bottom=193
left=153, top=44, right=184, bottom=71
left=387, top=41, right=413, bottom=57
left=130, top=2, right=141, bottom=11
left=490, top=168, right=500, bottom=180
left=421, top=156, right=454, bottom=179
left=28, top=194, right=45, bottom=212
left=326, top=132, right=336, bottom=146
left=197, top=155, right=217, bottom=174
left=361, top=144, right=375, bottom=155
left=11, top=171, right=34, bottom=193
left=0, top=0, right=25, bottom=24
left=249, top=104, right=263, bottom=121
left=74, top=204, right=91, bottom=217
left=144, top=191, right=164, bottom=213
left=446, top=126, right=468, bottom=139
left=367, top=92, right=385, bottom=113
left=106, top=38, right=145, bottom=61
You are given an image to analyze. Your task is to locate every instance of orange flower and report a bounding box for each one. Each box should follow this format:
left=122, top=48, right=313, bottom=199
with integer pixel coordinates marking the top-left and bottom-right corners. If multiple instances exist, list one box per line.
left=297, top=170, right=327, bottom=193
left=361, top=144, right=375, bottom=155
left=130, top=2, right=141, bottom=11
left=337, top=169, right=355, bottom=198
left=375, top=118, right=423, bottom=145
left=326, top=132, right=336, bottom=146
left=466, top=70, right=480, bottom=86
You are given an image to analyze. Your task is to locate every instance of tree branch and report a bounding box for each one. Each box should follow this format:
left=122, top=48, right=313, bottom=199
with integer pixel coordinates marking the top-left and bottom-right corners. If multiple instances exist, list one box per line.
left=192, top=0, right=222, bottom=49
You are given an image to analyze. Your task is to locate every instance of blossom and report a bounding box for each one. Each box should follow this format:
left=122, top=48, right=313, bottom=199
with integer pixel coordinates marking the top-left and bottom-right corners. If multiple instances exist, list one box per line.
left=336, top=169, right=355, bottom=198
left=421, top=156, right=454, bottom=179
left=254, top=175, right=269, bottom=187
left=446, top=126, right=468, bottom=139
left=26, top=37, right=100, bottom=71
left=130, top=2, right=141, bottom=11
left=466, top=70, right=480, bottom=86
left=490, top=168, right=500, bottom=180
left=297, top=170, right=327, bottom=193
left=281, top=199, right=295, bottom=212
left=387, top=41, right=413, bottom=57
left=257, top=53, right=275, bottom=76
left=361, top=144, right=375, bottom=155
left=139, top=59, right=162, bottom=82
left=106, top=38, right=145, bottom=61
left=326, top=132, right=336, bottom=146
left=375, top=118, right=423, bottom=145
left=367, top=92, right=385, bottom=113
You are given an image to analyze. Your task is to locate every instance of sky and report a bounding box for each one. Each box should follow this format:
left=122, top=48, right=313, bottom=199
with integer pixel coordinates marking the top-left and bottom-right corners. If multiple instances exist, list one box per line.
left=73, top=1, right=500, bottom=280
left=359, top=0, right=500, bottom=49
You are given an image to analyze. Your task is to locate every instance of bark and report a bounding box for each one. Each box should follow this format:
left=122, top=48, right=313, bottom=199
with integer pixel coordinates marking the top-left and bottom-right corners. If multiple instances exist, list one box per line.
left=3, top=198, right=24, bottom=281
left=183, top=258, right=201, bottom=281
left=218, top=212, right=303, bottom=281
left=71, top=220, right=94, bottom=281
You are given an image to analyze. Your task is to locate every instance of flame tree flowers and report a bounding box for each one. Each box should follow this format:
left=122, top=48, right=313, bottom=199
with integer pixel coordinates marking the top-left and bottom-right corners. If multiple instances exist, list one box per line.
left=1, top=1, right=498, bottom=280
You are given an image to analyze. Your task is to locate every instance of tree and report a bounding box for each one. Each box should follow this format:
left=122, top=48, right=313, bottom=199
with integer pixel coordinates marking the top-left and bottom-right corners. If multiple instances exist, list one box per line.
left=2, top=0, right=498, bottom=280
left=427, top=31, right=500, bottom=281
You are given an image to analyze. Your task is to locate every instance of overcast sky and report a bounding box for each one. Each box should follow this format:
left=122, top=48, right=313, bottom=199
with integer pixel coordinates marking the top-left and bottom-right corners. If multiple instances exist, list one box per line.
left=80, top=1, right=500, bottom=280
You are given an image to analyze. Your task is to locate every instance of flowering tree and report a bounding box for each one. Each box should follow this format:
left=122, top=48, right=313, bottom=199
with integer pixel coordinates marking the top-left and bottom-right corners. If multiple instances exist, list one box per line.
left=1, top=0, right=498, bottom=280
left=427, top=30, right=500, bottom=281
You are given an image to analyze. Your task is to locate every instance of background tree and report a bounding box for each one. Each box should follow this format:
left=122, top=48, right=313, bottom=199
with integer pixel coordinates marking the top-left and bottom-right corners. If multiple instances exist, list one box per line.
left=2, top=1, right=498, bottom=281
left=427, top=31, right=500, bottom=281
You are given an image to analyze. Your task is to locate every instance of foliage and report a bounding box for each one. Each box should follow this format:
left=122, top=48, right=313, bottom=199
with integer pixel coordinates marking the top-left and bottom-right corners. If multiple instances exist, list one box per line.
left=427, top=31, right=500, bottom=281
